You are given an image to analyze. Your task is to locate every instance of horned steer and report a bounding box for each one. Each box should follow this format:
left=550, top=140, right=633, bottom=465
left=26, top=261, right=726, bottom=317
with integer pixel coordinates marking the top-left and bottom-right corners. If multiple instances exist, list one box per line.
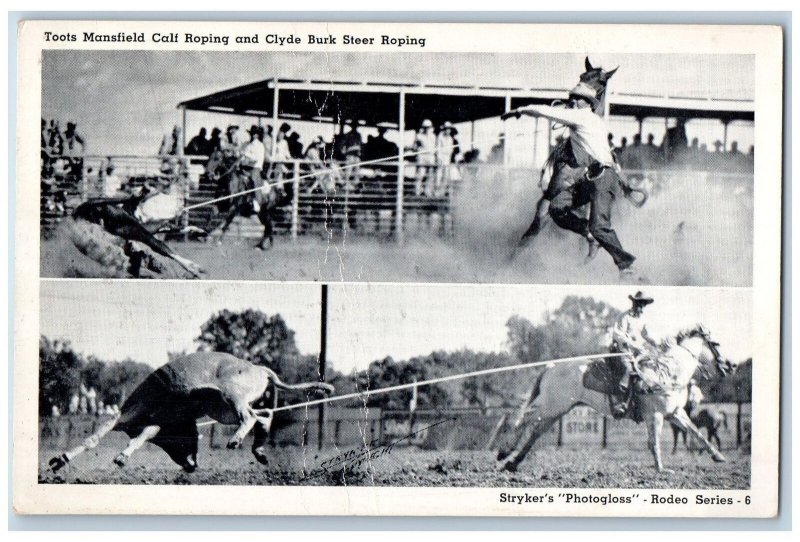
left=49, top=352, right=335, bottom=473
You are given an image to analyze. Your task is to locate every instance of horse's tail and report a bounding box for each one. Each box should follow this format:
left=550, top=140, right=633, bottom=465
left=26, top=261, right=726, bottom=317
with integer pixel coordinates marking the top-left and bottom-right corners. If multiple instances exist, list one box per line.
left=512, top=369, right=546, bottom=427
left=269, top=369, right=335, bottom=395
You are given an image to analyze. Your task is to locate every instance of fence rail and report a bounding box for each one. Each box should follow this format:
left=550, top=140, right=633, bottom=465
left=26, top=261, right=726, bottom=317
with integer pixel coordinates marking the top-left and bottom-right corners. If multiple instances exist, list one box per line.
left=39, top=402, right=751, bottom=453
left=40, top=154, right=755, bottom=241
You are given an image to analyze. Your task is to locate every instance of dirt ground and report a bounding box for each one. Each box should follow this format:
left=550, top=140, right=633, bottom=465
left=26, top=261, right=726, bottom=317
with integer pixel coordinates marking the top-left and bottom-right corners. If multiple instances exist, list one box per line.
left=40, top=173, right=753, bottom=286
left=39, top=444, right=750, bottom=489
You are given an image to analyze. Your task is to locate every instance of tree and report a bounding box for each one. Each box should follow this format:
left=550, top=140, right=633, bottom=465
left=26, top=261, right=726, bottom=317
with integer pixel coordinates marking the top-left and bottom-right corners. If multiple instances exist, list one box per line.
left=196, top=309, right=303, bottom=382
left=39, top=336, right=83, bottom=414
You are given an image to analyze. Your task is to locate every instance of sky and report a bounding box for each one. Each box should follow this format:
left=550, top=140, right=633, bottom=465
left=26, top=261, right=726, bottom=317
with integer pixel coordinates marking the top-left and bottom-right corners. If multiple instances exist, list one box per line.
left=40, top=281, right=753, bottom=373
left=41, top=50, right=755, bottom=158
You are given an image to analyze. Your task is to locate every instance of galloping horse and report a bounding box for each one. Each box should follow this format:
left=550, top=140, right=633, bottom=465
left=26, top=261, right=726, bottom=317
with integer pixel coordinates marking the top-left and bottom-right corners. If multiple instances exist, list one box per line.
left=496, top=325, right=736, bottom=473
left=205, top=150, right=290, bottom=250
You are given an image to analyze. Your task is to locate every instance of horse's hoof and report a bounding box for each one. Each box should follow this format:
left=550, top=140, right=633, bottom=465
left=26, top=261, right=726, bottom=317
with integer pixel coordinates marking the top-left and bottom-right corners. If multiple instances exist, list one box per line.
left=113, top=454, right=128, bottom=467
left=253, top=448, right=269, bottom=465
left=712, top=454, right=727, bottom=463
left=49, top=455, right=67, bottom=472
left=496, top=449, right=510, bottom=462
left=501, top=461, right=518, bottom=473
left=656, top=467, right=674, bottom=474
left=227, top=439, right=241, bottom=450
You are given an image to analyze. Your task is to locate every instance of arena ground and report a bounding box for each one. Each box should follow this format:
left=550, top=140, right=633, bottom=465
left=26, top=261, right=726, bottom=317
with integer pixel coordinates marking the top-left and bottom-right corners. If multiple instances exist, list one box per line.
left=39, top=443, right=749, bottom=489
left=40, top=171, right=753, bottom=286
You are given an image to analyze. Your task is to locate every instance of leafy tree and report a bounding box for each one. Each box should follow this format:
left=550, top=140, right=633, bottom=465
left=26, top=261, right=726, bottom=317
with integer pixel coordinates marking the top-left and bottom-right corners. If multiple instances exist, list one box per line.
left=196, top=309, right=301, bottom=381
left=39, top=336, right=83, bottom=414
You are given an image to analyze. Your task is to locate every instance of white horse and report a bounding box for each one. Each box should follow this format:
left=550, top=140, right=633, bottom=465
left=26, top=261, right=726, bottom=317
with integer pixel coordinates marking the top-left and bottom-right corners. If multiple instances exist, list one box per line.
left=496, top=324, right=736, bottom=473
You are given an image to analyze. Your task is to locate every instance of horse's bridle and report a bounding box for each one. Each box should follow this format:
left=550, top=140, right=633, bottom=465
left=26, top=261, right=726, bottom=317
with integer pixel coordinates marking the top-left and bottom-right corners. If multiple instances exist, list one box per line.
left=685, top=327, right=732, bottom=377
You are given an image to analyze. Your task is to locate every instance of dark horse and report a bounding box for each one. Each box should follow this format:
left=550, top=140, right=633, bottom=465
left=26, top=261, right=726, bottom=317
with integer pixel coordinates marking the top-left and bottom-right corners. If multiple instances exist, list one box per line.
left=672, top=404, right=730, bottom=454
left=511, top=58, right=628, bottom=258
left=206, top=150, right=291, bottom=250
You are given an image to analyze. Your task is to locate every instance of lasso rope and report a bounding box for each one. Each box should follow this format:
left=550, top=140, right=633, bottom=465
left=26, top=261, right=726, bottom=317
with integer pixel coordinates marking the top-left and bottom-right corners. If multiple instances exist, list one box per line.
left=250, top=352, right=628, bottom=417
left=179, top=129, right=544, bottom=214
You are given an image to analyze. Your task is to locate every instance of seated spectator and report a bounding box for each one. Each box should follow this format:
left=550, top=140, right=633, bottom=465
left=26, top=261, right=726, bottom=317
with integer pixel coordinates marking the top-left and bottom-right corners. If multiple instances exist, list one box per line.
left=185, top=127, right=209, bottom=155
left=63, top=121, right=85, bottom=157
left=208, top=127, right=223, bottom=154
left=219, top=125, right=241, bottom=155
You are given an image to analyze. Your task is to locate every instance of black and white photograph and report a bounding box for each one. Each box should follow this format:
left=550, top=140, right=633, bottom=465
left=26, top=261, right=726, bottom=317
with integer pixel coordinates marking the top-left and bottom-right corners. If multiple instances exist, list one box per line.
left=13, top=20, right=782, bottom=518
left=37, top=281, right=751, bottom=489
left=38, top=48, right=755, bottom=285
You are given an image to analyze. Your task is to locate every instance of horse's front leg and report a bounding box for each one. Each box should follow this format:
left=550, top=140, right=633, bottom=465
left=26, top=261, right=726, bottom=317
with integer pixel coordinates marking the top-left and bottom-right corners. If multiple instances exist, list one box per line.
left=256, top=203, right=274, bottom=251
left=646, top=412, right=670, bottom=473
left=670, top=409, right=726, bottom=463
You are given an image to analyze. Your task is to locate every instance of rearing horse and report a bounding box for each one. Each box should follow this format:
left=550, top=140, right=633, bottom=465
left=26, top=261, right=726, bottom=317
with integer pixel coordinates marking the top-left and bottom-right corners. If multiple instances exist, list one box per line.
left=496, top=324, right=736, bottom=473
left=512, top=58, right=619, bottom=255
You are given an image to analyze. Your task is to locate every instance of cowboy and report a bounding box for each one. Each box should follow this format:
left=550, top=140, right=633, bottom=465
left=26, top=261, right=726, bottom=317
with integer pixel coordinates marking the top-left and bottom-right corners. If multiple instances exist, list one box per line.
left=504, top=84, right=641, bottom=278
left=220, top=125, right=241, bottom=156
left=608, top=291, right=658, bottom=418
left=239, top=125, right=266, bottom=213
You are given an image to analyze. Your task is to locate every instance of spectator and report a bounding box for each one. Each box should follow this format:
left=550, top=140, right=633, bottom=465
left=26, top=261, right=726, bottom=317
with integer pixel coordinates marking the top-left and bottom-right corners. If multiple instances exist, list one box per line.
left=487, top=133, right=505, bottom=164
left=208, top=127, right=223, bottom=153
left=267, top=123, right=292, bottom=181
left=262, top=125, right=274, bottom=164
left=340, top=121, right=363, bottom=190
left=219, top=125, right=241, bottom=155
left=435, top=121, right=459, bottom=197
left=240, top=125, right=266, bottom=202
left=413, top=119, right=437, bottom=196
left=607, top=132, right=615, bottom=149
left=101, top=161, right=125, bottom=197
left=663, top=118, right=688, bottom=163
left=63, top=121, right=85, bottom=157
left=158, top=125, right=181, bottom=156
left=287, top=132, right=304, bottom=160
left=185, top=127, right=209, bottom=155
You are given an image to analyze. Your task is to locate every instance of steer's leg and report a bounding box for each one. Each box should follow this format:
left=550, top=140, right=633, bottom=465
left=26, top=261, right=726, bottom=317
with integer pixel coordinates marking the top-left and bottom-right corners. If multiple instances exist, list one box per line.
left=227, top=404, right=258, bottom=449
left=251, top=415, right=274, bottom=465
left=114, top=425, right=160, bottom=467
left=670, top=409, right=726, bottom=463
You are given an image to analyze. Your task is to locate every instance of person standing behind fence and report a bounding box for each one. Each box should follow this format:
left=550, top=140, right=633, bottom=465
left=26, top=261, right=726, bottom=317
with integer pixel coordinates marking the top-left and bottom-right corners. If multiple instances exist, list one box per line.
left=414, top=119, right=437, bottom=196
left=435, top=121, right=459, bottom=197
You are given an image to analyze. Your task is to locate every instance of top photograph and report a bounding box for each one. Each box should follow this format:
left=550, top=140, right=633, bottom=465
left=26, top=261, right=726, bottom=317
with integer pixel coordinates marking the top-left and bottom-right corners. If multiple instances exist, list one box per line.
left=36, top=41, right=763, bottom=285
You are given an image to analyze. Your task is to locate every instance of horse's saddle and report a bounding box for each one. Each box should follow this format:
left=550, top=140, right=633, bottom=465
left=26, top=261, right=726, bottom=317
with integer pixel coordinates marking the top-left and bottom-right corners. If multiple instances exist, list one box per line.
left=582, top=358, right=625, bottom=396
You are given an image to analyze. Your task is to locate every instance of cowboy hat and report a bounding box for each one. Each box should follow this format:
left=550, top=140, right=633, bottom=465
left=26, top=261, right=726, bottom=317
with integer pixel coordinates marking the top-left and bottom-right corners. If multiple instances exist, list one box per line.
left=247, top=125, right=262, bottom=135
left=628, top=291, right=654, bottom=305
left=421, top=119, right=433, bottom=128
left=568, top=83, right=600, bottom=109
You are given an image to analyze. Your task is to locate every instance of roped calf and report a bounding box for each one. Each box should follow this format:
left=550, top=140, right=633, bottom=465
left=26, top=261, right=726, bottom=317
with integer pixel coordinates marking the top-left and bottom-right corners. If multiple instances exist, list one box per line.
left=49, top=352, right=334, bottom=473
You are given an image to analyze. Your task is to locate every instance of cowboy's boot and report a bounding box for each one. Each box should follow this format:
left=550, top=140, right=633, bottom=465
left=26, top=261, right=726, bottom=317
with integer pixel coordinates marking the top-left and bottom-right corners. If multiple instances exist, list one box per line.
left=584, top=234, right=600, bottom=264
left=611, top=376, right=636, bottom=419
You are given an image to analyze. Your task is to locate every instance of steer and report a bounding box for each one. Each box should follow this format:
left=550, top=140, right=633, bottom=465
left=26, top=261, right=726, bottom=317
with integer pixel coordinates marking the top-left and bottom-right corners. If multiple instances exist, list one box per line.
left=49, top=352, right=335, bottom=473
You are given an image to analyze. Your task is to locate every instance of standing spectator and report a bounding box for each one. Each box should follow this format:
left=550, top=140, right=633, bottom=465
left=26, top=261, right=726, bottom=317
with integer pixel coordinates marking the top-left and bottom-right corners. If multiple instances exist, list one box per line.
left=287, top=132, right=304, bottom=160
left=158, top=125, right=181, bottom=156
left=413, top=119, right=436, bottom=196
left=185, top=127, right=209, bottom=155
left=63, top=121, right=85, bottom=156
left=435, top=121, right=458, bottom=197
left=262, top=125, right=274, bottom=173
left=101, top=161, right=125, bottom=197
left=340, top=121, right=363, bottom=190
left=219, top=125, right=241, bottom=155
left=267, top=123, right=292, bottom=182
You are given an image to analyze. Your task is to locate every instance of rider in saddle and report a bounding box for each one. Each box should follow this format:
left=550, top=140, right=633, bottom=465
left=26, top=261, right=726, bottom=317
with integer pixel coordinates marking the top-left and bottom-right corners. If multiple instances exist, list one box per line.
left=239, top=125, right=266, bottom=213
left=503, top=84, right=640, bottom=279
left=609, top=291, right=658, bottom=418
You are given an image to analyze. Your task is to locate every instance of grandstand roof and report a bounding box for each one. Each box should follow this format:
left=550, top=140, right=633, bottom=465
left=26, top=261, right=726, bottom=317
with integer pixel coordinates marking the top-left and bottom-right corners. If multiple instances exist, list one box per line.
left=178, top=77, right=755, bottom=127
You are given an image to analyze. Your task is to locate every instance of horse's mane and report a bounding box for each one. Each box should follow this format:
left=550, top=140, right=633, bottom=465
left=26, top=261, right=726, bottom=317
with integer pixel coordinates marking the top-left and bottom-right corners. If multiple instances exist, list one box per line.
left=675, top=324, right=706, bottom=344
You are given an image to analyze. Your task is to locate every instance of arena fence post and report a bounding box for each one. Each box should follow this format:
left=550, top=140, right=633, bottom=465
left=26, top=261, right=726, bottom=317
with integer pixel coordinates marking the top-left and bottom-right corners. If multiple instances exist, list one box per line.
left=736, top=401, right=743, bottom=449
left=291, top=161, right=300, bottom=239
left=395, top=89, right=406, bottom=245
left=557, top=416, right=564, bottom=447
left=602, top=416, right=608, bottom=448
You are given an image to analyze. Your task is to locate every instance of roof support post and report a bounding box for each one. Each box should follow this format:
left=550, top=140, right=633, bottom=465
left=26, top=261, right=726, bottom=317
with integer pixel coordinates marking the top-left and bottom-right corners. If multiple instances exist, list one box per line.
left=503, top=95, right=512, bottom=166
left=722, top=119, right=730, bottom=151
left=395, top=90, right=406, bottom=245
left=179, top=105, right=187, bottom=156
left=271, top=82, right=280, bottom=160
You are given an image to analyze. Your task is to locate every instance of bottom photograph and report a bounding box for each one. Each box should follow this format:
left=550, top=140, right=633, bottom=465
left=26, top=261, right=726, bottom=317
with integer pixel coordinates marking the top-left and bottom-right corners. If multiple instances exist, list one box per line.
left=38, top=281, right=752, bottom=489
